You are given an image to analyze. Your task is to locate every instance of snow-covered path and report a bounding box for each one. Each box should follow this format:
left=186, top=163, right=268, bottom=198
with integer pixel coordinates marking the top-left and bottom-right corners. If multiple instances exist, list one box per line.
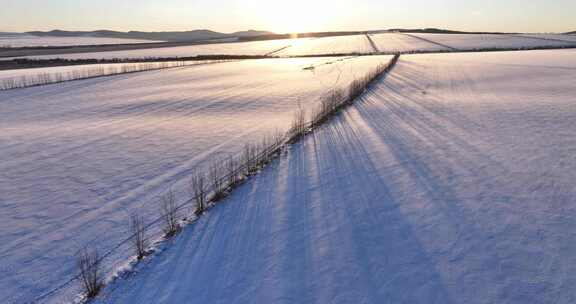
left=0, top=56, right=393, bottom=303
left=97, top=50, right=576, bottom=304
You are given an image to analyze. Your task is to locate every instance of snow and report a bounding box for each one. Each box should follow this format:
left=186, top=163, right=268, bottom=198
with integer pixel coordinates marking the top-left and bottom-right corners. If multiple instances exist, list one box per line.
left=95, top=49, right=576, bottom=304
left=3, top=34, right=575, bottom=63
left=0, top=55, right=393, bottom=303
left=1, top=35, right=373, bottom=61
left=518, top=34, right=576, bottom=43
left=277, top=35, right=375, bottom=56
left=0, top=35, right=162, bottom=47
left=1, top=38, right=309, bottom=61
left=0, top=61, right=208, bottom=85
left=410, top=33, right=576, bottom=50
left=370, top=33, right=450, bottom=52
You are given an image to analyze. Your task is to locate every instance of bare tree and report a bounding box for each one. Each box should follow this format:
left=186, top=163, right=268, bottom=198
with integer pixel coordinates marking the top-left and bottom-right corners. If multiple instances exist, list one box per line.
left=242, top=143, right=258, bottom=175
left=191, top=174, right=207, bottom=216
left=272, top=129, right=285, bottom=149
left=0, top=60, right=192, bottom=92
left=209, top=162, right=226, bottom=201
left=288, top=106, right=307, bottom=142
left=77, top=247, right=103, bottom=299
left=130, top=214, right=147, bottom=259
left=227, top=156, right=238, bottom=188
left=161, top=191, right=180, bottom=237
left=241, top=144, right=251, bottom=175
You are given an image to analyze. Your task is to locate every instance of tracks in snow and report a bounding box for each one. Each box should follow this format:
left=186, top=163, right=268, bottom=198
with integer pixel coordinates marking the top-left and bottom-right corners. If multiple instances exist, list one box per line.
left=365, top=34, right=380, bottom=53
left=401, top=33, right=459, bottom=51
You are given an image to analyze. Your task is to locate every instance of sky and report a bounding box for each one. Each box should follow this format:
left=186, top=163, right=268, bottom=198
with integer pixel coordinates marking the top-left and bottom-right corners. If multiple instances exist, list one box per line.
left=1, top=0, right=574, bottom=34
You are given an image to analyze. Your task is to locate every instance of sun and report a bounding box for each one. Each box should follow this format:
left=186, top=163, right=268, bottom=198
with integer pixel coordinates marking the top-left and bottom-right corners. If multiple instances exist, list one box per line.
left=236, top=0, right=336, bottom=33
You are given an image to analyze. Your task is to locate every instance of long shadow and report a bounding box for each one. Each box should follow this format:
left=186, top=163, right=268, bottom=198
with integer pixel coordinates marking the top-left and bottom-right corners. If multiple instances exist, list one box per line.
left=294, top=111, right=457, bottom=302
left=346, top=67, right=557, bottom=300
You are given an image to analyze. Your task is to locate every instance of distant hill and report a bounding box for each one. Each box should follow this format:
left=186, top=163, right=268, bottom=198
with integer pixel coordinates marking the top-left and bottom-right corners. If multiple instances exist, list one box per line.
left=566, top=31, right=576, bottom=35
left=17, top=27, right=533, bottom=44
left=25, top=29, right=274, bottom=42
left=232, top=30, right=272, bottom=37
left=242, top=28, right=517, bottom=42
left=24, top=28, right=511, bottom=44
left=0, top=32, right=22, bottom=37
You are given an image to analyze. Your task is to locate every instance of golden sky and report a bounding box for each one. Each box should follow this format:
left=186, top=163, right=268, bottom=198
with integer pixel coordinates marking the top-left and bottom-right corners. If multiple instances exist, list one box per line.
left=1, top=0, right=574, bottom=33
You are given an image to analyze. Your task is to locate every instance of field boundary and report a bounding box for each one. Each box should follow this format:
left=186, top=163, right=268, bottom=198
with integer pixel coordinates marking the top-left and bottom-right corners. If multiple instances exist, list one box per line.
left=365, top=34, right=380, bottom=53
left=401, top=33, right=460, bottom=51
left=265, top=45, right=292, bottom=56
left=0, top=60, right=229, bottom=91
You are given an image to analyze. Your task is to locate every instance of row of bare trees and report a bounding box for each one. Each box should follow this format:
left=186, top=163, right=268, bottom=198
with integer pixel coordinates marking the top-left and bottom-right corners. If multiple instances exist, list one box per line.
left=0, top=61, right=189, bottom=91
left=75, top=132, right=287, bottom=299
left=74, top=54, right=400, bottom=301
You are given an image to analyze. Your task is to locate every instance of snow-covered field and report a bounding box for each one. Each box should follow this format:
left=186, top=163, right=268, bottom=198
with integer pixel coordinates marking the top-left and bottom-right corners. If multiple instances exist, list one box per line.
left=0, top=55, right=393, bottom=303
left=0, top=35, right=161, bottom=48
left=2, top=33, right=575, bottom=62
left=518, top=34, right=576, bottom=43
left=410, top=33, right=576, bottom=50
left=94, top=49, right=576, bottom=304
left=370, top=33, right=450, bottom=53
left=0, top=35, right=376, bottom=61
left=276, top=35, right=374, bottom=56
left=0, top=61, right=212, bottom=89
left=1, top=38, right=308, bottom=61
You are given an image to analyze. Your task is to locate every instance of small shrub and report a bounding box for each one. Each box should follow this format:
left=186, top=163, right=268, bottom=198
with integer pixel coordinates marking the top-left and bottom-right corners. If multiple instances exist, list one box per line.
left=288, top=106, right=307, bottom=142
left=77, top=247, right=103, bottom=299
left=312, top=89, right=346, bottom=127
left=256, top=136, right=269, bottom=167
left=191, top=174, right=207, bottom=216
left=241, top=144, right=252, bottom=175
left=242, top=143, right=259, bottom=175
left=226, top=156, right=238, bottom=188
left=272, top=129, right=285, bottom=148
left=130, top=214, right=147, bottom=260
left=161, top=191, right=180, bottom=237
left=209, top=162, right=226, bottom=201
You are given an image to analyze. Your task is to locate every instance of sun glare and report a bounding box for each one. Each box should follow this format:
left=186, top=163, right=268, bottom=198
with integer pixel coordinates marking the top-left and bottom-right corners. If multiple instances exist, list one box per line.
left=237, top=0, right=337, bottom=33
